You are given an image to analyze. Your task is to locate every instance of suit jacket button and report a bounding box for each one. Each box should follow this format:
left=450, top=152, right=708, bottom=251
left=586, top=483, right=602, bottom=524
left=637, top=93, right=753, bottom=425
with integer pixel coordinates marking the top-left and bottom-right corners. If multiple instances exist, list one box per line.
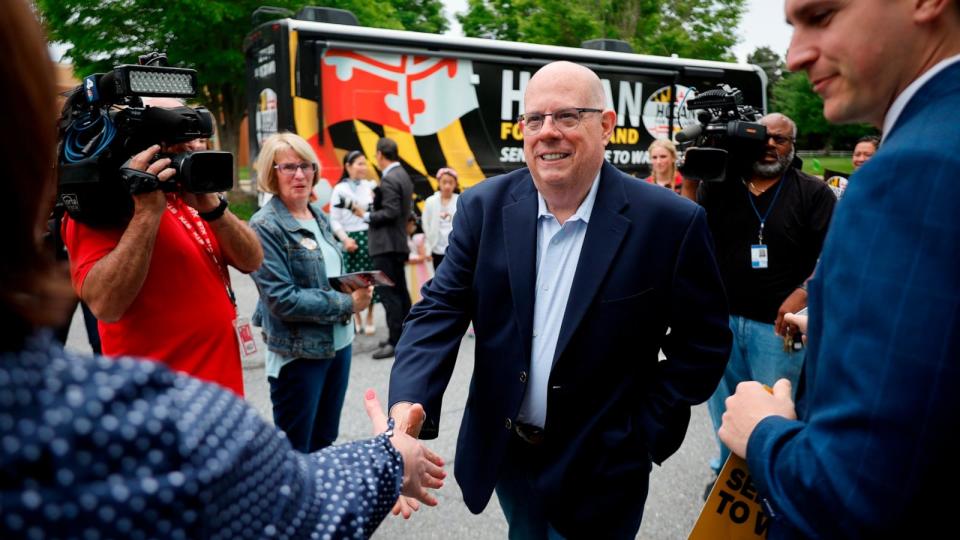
left=519, top=371, right=527, bottom=383
left=504, top=418, right=512, bottom=430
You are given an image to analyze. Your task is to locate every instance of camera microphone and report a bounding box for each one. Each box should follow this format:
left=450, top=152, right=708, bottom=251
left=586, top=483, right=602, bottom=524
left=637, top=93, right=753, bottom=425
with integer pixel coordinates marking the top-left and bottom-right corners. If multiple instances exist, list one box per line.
left=675, top=124, right=703, bottom=143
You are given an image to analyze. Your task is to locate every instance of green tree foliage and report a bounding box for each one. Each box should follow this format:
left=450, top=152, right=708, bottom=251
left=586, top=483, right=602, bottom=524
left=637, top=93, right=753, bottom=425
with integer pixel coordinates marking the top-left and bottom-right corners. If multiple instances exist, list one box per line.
left=772, top=71, right=876, bottom=149
left=746, top=46, right=784, bottom=107
left=36, top=0, right=403, bottom=161
left=634, top=0, right=746, bottom=61
left=519, top=0, right=601, bottom=48
left=458, top=0, right=525, bottom=41
left=458, top=0, right=745, bottom=61
left=772, top=71, right=829, bottom=144
left=597, top=0, right=661, bottom=43
left=390, top=0, right=448, bottom=34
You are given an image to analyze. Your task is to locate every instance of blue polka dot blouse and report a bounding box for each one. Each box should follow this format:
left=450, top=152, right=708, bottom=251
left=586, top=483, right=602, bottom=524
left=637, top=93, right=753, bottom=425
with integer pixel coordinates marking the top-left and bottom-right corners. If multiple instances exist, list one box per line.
left=0, top=331, right=403, bottom=539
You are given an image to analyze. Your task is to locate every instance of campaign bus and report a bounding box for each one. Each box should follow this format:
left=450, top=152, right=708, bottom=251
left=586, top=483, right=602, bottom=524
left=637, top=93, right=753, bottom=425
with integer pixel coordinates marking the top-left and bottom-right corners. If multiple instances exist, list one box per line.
left=243, top=8, right=767, bottom=201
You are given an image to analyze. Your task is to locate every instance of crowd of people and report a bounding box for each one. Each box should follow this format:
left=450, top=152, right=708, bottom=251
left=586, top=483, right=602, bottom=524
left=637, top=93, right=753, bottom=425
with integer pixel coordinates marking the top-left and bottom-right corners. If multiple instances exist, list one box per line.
left=4, top=0, right=959, bottom=537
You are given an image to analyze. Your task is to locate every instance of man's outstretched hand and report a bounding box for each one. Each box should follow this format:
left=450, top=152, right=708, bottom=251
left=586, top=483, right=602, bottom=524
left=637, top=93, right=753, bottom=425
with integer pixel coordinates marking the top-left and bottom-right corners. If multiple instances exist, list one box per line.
left=386, top=400, right=432, bottom=518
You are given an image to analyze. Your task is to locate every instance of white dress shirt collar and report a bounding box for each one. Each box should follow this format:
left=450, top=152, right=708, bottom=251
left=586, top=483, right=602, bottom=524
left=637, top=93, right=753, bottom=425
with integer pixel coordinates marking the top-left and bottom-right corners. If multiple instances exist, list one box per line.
left=536, top=169, right=603, bottom=223
left=381, top=161, right=401, bottom=177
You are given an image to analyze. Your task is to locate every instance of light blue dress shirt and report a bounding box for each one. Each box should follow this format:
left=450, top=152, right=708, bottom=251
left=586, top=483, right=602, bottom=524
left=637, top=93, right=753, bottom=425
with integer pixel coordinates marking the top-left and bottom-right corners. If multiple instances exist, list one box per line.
left=265, top=217, right=354, bottom=378
left=516, top=172, right=601, bottom=428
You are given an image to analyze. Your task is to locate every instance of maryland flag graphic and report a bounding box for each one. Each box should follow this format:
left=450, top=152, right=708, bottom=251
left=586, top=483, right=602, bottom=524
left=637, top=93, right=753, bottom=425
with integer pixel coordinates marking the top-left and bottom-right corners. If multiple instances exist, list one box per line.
left=302, top=50, right=488, bottom=200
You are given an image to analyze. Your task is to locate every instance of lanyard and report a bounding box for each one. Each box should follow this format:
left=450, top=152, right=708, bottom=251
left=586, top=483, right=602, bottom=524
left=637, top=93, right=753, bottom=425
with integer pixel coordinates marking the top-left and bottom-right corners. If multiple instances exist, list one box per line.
left=167, top=199, right=237, bottom=307
left=744, top=176, right=785, bottom=245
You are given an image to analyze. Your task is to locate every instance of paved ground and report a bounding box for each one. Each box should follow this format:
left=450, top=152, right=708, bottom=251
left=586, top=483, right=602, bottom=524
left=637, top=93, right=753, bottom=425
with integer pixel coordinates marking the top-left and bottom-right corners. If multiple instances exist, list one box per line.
left=64, top=268, right=719, bottom=539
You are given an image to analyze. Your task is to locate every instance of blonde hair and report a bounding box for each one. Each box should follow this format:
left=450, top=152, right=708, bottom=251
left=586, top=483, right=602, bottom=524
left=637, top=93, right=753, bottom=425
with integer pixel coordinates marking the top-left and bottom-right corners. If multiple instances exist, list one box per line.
left=647, top=139, right=678, bottom=181
left=255, top=132, right=321, bottom=194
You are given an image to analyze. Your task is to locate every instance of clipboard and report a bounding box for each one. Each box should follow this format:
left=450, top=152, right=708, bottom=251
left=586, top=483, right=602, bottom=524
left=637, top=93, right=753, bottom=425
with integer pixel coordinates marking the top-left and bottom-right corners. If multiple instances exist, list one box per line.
left=328, top=270, right=395, bottom=291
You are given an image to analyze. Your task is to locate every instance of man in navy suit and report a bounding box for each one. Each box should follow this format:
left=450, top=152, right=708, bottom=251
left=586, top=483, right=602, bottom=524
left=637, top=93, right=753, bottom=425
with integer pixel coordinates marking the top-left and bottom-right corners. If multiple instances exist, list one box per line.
left=388, top=61, right=731, bottom=536
left=720, top=0, right=960, bottom=537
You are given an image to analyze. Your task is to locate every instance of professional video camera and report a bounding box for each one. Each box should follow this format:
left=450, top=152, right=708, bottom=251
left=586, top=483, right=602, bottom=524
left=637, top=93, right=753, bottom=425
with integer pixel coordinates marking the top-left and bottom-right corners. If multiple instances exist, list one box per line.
left=57, top=52, right=233, bottom=227
left=675, top=84, right=767, bottom=183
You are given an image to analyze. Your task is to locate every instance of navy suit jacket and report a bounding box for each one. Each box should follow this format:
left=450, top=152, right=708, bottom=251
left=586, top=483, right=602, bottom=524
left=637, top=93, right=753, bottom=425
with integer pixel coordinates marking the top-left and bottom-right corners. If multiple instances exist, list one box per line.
left=389, top=161, right=731, bottom=536
left=747, top=61, right=960, bottom=538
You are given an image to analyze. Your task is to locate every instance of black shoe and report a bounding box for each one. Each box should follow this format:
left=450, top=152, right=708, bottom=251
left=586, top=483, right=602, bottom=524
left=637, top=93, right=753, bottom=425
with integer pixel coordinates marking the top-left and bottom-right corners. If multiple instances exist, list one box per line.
left=378, top=339, right=389, bottom=347
left=372, top=344, right=395, bottom=360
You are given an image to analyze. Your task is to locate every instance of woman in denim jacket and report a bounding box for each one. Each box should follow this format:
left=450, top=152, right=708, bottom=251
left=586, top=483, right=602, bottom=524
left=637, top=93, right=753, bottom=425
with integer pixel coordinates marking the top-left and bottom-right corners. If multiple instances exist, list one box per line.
left=249, top=133, right=373, bottom=452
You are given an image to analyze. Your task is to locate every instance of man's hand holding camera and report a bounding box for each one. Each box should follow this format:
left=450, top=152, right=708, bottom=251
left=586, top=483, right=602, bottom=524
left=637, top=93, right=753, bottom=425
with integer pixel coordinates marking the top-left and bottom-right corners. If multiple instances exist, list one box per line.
left=159, top=137, right=224, bottom=217
left=127, top=144, right=175, bottom=216
left=124, top=143, right=222, bottom=218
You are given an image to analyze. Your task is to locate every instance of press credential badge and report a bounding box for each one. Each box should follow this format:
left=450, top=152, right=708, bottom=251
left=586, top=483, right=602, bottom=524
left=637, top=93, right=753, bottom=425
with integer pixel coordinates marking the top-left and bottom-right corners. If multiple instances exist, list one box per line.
left=751, top=244, right=769, bottom=269
left=234, top=316, right=258, bottom=357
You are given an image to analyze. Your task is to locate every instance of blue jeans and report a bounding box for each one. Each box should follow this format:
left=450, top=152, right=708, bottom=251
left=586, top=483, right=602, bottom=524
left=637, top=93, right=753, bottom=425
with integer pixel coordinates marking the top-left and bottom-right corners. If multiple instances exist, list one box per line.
left=269, top=345, right=351, bottom=453
left=495, top=439, right=567, bottom=540
left=707, top=316, right=804, bottom=473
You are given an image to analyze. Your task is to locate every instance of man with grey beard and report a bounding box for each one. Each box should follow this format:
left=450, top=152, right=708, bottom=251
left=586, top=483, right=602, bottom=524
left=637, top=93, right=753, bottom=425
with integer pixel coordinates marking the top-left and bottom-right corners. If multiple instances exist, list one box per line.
left=681, top=112, right=835, bottom=492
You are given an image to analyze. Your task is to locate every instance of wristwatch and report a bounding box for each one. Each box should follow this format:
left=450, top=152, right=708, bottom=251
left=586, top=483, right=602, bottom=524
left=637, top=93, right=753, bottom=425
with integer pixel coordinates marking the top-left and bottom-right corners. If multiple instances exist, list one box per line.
left=199, top=195, right=229, bottom=222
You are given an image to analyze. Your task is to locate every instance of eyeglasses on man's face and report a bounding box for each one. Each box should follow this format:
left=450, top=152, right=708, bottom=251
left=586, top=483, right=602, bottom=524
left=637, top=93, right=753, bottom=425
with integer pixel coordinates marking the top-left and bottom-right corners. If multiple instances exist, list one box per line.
left=519, top=107, right=603, bottom=133
left=767, top=134, right=795, bottom=146
left=274, top=162, right=318, bottom=175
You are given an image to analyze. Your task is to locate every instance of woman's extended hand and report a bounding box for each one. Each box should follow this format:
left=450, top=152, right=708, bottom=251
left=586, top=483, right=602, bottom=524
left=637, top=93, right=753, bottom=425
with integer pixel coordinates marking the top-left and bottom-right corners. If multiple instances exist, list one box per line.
left=363, top=390, right=446, bottom=511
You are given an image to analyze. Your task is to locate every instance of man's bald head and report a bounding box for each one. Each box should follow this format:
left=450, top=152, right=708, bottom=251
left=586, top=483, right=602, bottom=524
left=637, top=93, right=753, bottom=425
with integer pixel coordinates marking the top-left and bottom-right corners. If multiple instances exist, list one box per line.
left=140, top=97, right=207, bottom=152
left=140, top=96, right=187, bottom=109
left=761, top=113, right=797, bottom=139
left=525, top=61, right=606, bottom=110
left=521, top=61, right=615, bottom=205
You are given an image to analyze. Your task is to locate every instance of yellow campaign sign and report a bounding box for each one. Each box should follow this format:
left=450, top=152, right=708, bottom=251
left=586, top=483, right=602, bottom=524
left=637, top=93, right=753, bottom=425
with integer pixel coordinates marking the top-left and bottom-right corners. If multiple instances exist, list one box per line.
left=689, top=454, right=771, bottom=539
left=382, top=125, right=427, bottom=179
left=436, top=119, right=486, bottom=190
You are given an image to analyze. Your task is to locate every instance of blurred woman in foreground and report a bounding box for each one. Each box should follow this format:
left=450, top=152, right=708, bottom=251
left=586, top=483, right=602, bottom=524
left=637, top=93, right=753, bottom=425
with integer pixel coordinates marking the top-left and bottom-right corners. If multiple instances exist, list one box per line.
left=0, top=1, right=443, bottom=536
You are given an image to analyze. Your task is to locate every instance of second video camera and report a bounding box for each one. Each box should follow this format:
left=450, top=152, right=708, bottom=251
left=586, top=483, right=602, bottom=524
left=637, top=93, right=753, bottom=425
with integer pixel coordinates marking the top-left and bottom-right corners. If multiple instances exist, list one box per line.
left=676, top=85, right=767, bottom=183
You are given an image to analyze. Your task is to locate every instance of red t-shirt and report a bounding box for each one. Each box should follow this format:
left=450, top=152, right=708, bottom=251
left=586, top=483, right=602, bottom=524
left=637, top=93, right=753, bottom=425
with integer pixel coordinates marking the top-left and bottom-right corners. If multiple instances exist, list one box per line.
left=63, top=196, right=243, bottom=395
left=645, top=172, right=683, bottom=192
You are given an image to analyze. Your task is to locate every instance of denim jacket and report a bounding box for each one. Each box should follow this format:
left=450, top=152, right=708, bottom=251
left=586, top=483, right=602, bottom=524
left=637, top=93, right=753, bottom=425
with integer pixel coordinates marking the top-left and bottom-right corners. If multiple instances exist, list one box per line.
left=249, top=196, right=353, bottom=359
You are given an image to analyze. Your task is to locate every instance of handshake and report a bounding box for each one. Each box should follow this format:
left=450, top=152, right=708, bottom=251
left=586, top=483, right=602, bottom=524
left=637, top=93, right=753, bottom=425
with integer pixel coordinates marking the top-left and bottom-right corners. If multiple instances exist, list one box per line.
left=365, top=390, right=446, bottom=518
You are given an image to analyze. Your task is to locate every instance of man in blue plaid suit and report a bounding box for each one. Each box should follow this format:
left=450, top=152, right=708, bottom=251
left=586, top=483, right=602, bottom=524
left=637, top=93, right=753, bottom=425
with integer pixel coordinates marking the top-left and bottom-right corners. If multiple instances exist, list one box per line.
left=719, top=0, right=960, bottom=538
